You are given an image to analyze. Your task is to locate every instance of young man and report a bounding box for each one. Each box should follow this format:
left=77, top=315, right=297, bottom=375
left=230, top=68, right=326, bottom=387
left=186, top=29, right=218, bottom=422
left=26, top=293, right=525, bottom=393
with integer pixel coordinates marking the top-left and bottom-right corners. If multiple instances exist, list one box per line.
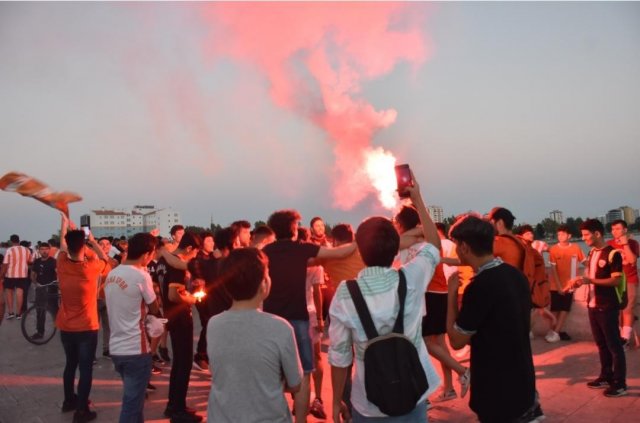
left=329, top=177, right=442, bottom=422
left=1, top=234, right=32, bottom=319
left=157, top=232, right=203, bottom=422
left=447, top=214, right=540, bottom=422
left=393, top=206, right=469, bottom=403
left=566, top=219, right=626, bottom=397
left=30, top=242, right=59, bottom=340
left=56, top=214, right=109, bottom=423
left=206, top=248, right=302, bottom=423
left=249, top=225, right=275, bottom=250
left=104, top=233, right=160, bottom=423
left=608, top=219, right=639, bottom=346
left=97, top=237, right=120, bottom=357
left=231, top=220, right=252, bottom=248
left=263, top=209, right=355, bottom=423
left=547, top=225, right=585, bottom=341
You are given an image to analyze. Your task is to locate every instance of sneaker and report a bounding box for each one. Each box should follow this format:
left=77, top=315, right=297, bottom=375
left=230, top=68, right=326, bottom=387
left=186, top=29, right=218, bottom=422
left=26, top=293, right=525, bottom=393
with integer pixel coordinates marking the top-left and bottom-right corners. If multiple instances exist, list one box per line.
left=164, top=405, right=198, bottom=418
left=459, top=367, right=471, bottom=398
left=586, top=377, right=610, bottom=389
left=151, top=365, right=162, bottom=375
left=7, top=313, right=15, bottom=320
left=433, top=388, right=457, bottom=403
left=604, top=384, right=627, bottom=397
left=621, top=337, right=630, bottom=348
left=558, top=331, right=572, bottom=341
left=152, top=354, right=165, bottom=365
left=193, top=358, right=210, bottom=372
left=16, top=314, right=22, bottom=320
left=169, top=410, right=203, bottom=422
left=159, top=346, right=171, bottom=363
left=31, top=332, right=44, bottom=341
left=61, top=396, right=78, bottom=412
left=146, top=382, right=157, bottom=392
left=309, top=397, right=327, bottom=419
left=545, top=330, right=560, bottom=343
left=72, top=409, right=97, bottom=423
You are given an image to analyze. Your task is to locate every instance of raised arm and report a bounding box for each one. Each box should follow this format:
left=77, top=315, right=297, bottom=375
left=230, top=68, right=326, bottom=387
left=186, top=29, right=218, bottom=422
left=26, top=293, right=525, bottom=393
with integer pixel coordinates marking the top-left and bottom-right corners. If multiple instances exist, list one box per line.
left=406, top=172, right=441, bottom=252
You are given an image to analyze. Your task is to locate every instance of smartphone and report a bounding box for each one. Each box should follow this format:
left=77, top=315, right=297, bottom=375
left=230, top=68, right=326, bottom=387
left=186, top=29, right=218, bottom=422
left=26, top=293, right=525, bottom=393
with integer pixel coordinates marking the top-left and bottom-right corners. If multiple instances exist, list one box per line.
left=395, top=164, right=413, bottom=198
left=81, top=226, right=91, bottom=240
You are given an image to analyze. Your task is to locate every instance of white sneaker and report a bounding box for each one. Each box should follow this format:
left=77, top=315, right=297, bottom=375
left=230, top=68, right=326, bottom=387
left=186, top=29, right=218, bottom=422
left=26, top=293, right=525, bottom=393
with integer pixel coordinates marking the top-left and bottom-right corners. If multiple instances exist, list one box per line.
left=459, top=367, right=471, bottom=398
left=545, top=330, right=560, bottom=343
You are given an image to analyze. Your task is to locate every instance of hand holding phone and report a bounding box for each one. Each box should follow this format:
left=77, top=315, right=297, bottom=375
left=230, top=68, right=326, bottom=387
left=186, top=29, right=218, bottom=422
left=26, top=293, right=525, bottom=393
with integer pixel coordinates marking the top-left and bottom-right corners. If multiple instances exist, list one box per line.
left=81, top=226, right=91, bottom=240
left=395, top=164, right=414, bottom=198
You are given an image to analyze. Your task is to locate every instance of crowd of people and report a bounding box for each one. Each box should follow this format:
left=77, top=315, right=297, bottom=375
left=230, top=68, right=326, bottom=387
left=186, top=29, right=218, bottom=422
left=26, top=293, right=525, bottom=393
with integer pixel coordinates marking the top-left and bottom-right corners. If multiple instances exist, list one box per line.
left=1, top=178, right=637, bottom=423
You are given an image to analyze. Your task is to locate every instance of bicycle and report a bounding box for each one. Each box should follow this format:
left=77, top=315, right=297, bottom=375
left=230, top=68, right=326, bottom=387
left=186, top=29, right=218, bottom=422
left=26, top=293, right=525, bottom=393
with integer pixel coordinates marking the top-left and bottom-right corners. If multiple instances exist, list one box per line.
left=21, top=281, right=60, bottom=345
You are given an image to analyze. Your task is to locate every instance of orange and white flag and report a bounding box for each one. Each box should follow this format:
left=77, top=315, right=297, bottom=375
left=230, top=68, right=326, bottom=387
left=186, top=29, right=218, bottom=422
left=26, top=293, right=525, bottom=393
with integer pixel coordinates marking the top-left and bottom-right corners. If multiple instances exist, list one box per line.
left=0, top=171, right=82, bottom=217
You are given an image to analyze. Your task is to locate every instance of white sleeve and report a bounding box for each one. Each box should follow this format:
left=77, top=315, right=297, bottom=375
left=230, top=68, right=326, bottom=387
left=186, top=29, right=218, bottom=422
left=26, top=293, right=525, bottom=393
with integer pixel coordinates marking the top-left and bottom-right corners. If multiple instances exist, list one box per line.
left=139, top=272, right=157, bottom=304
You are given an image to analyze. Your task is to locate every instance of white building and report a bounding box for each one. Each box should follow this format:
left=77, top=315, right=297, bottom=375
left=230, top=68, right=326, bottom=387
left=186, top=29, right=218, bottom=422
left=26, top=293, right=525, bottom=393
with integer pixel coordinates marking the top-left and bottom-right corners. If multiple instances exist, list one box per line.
left=605, top=208, right=624, bottom=225
left=549, top=210, right=564, bottom=224
left=82, top=205, right=182, bottom=239
left=428, top=205, right=444, bottom=223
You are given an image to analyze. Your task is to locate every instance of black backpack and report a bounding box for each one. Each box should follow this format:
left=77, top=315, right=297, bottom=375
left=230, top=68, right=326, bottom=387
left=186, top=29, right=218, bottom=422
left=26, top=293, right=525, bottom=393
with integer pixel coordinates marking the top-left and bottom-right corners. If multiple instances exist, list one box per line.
left=346, top=270, right=429, bottom=417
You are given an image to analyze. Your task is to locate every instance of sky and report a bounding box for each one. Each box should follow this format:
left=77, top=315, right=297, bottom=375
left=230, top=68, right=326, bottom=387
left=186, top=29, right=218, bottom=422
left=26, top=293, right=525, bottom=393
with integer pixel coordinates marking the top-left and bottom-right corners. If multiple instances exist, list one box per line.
left=1, top=2, right=639, bottom=242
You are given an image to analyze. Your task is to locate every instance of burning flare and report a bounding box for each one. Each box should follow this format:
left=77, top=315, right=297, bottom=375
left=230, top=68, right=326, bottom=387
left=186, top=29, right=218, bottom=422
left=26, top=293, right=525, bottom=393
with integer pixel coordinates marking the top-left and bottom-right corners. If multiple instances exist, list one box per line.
left=364, top=148, right=398, bottom=210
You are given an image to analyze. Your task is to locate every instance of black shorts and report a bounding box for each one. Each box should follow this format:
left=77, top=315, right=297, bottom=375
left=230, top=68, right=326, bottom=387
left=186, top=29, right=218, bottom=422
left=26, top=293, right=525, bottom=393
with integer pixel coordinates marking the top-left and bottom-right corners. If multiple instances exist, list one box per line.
left=3, top=277, right=29, bottom=290
left=422, top=292, right=448, bottom=336
left=550, top=291, right=573, bottom=312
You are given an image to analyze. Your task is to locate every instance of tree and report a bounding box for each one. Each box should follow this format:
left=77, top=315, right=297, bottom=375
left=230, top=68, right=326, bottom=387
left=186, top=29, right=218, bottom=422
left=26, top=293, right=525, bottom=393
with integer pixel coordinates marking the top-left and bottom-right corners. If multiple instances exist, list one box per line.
left=185, top=225, right=207, bottom=234
left=534, top=224, right=545, bottom=240
left=253, top=220, right=267, bottom=229
left=541, top=218, right=559, bottom=237
left=210, top=223, right=223, bottom=233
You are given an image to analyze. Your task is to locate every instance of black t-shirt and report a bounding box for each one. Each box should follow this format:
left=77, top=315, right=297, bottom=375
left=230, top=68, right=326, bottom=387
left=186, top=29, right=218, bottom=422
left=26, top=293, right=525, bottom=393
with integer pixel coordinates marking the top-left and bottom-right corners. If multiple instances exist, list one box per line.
left=32, top=257, right=58, bottom=289
left=263, top=240, right=320, bottom=321
left=157, top=256, right=190, bottom=320
left=456, top=263, right=536, bottom=421
left=587, top=245, right=624, bottom=311
left=188, top=253, right=230, bottom=316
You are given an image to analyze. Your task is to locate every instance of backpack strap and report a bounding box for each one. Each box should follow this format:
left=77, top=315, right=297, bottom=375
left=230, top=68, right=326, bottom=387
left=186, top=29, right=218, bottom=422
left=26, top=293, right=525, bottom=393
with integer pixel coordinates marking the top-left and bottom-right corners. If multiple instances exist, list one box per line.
left=392, top=270, right=407, bottom=334
left=346, top=280, right=379, bottom=340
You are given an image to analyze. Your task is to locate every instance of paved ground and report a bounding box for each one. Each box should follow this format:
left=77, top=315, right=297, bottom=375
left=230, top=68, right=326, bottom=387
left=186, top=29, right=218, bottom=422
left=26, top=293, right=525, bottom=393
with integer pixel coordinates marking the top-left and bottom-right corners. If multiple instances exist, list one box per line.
left=1, top=314, right=638, bottom=423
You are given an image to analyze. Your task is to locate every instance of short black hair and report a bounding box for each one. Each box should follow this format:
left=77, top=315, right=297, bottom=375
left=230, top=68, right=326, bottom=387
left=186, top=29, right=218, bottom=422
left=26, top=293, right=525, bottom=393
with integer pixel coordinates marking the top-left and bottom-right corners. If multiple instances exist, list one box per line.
left=221, top=248, right=269, bottom=301
left=435, top=222, right=447, bottom=234
left=557, top=224, right=571, bottom=234
left=10, top=234, right=19, bottom=244
left=177, top=231, right=202, bottom=250
left=449, top=215, right=495, bottom=256
left=127, top=233, right=158, bottom=260
left=580, top=219, right=604, bottom=236
left=267, top=209, right=301, bottom=240
left=394, top=205, right=419, bottom=233
left=39, top=242, right=51, bottom=249
left=488, top=207, right=516, bottom=230
left=516, top=224, right=534, bottom=235
left=331, top=223, right=354, bottom=244
left=356, top=217, right=399, bottom=267
left=231, top=220, right=251, bottom=230
left=611, top=219, right=627, bottom=229
left=310, top=216, right=323, bottom=227
left=65, top=230, right=86, bottom=255
left=297, top=227, right=310, bottom=242
left=214, top=227, right=237, bottom=252
left=170, top=225, right=184, bottom=236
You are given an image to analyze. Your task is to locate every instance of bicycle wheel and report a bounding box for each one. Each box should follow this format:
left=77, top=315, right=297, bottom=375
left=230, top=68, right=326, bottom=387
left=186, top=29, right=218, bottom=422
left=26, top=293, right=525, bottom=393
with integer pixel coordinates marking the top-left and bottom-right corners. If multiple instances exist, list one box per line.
left=21, top=305, right=57, bottom=345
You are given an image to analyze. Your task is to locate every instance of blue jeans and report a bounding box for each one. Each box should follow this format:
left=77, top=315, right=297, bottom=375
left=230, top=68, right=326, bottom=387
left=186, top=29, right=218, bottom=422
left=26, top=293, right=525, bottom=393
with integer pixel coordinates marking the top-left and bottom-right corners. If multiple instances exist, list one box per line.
left=112, top=354, right=153, bottom=423
left=289, top=319, right=314, bottom=373
left=60, top=330, right=98, bottom=411
left=352, top=401, right=428, bottom=422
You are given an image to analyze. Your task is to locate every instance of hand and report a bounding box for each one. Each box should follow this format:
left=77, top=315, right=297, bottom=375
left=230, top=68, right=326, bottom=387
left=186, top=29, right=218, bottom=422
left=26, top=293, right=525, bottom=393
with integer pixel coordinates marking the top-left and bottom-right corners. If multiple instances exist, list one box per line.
left=619, top=235, right=629, bottom=245
left=316, top=321, right=325, bottom=334
left=448, top=272, right=460, bottom=295
left=332, top=401, right=351, bottom=423
left=192, top=279, right=204, bottom=289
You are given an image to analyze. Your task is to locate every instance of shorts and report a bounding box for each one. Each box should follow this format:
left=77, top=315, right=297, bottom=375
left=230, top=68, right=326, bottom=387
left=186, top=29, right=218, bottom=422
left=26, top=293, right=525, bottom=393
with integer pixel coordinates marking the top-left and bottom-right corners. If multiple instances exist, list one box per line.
left=422, top=292, right=447, bottom=336
left=550, top=291, right=573, bottom=312
left=3, top=277, right=28, bottom=290
left=289, top=319, right=314, bottom=374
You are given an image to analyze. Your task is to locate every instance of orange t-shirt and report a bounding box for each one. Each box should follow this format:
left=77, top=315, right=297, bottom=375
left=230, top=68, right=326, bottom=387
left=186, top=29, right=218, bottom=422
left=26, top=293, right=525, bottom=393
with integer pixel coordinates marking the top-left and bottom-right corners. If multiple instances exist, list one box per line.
left=320, top=250, right=366, bottom=290
left=56, top=249, right=108, bottom=332
left=493, top=235, right=524, bottom=269
left=548, top=243, right=585, bottom=291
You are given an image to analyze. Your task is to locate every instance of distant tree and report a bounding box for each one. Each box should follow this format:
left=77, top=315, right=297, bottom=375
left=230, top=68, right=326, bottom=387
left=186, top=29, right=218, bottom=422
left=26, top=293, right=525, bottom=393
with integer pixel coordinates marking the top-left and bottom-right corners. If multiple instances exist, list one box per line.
left=210, top=223, right=223, bottom=233
left=541, top=218, right=559, bottom=237
left=534, top=224, right=545, bottom=239
left=253, top=220, right=267, bottom=229
left=185, top=225, right=207, bottom=234
left=443, top=215, right=457, bottom=228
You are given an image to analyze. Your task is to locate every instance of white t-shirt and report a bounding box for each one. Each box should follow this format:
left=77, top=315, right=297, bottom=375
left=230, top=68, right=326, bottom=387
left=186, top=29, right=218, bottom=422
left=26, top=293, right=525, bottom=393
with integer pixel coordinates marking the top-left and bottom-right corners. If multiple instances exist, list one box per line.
left=104, top=264, right=156, bottom=355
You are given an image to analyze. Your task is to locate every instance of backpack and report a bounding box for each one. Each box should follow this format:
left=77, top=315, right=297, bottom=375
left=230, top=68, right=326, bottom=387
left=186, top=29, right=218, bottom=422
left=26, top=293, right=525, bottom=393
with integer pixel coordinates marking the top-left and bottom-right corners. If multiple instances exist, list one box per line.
left=500, top=235, right=550, bottom=308
left=346, top=270, right=428, bottom=417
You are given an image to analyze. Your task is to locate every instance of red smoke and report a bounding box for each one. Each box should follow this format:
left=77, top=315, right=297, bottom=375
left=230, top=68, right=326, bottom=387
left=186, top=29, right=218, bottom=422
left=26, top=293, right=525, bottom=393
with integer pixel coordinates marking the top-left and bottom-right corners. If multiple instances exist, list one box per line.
left=201, top=3, right=430, bottom=209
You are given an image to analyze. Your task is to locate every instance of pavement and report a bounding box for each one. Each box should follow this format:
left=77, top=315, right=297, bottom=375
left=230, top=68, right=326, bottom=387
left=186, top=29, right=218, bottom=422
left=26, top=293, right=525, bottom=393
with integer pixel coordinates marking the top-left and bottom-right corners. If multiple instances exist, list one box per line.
left=1, top=313, right=639, bottom=423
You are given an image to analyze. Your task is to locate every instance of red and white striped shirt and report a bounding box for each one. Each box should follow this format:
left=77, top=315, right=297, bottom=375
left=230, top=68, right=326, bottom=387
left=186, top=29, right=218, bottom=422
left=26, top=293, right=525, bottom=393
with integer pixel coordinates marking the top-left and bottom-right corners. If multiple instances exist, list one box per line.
left=3, top=245, right=32, bottom=278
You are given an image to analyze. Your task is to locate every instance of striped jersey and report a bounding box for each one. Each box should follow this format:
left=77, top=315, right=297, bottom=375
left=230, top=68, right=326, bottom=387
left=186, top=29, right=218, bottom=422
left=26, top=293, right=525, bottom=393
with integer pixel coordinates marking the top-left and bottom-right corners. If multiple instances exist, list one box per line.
left=3, top=245, right=32, bottom=278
